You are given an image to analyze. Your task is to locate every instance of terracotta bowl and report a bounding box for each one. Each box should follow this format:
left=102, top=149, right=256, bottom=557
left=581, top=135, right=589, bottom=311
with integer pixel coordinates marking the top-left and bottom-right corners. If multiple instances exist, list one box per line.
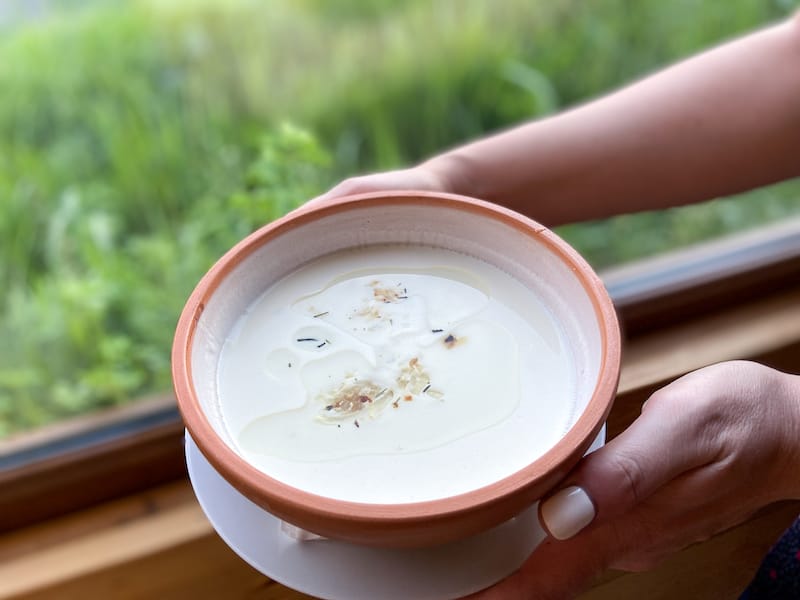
left=172, top=191, right=620, bottom=548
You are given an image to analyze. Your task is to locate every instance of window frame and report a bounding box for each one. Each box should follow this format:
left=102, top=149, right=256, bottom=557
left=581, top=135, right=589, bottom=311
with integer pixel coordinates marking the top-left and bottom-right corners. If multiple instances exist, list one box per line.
left=2, top=217, right=799, bottom=533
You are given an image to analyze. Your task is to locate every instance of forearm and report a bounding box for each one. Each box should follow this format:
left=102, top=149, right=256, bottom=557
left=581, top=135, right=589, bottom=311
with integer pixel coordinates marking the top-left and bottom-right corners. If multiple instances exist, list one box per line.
left=424, top=16, right=800, bottom=226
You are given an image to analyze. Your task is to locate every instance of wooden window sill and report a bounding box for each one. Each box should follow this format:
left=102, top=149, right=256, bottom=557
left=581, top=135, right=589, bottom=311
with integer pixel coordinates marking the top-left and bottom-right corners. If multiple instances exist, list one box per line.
left=1, top=282, right=799, bottom=600
left=4, top=219, right=799, bottom=534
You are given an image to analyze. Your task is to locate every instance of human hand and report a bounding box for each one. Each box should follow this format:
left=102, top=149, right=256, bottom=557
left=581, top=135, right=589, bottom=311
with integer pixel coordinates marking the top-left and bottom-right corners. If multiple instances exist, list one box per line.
left=300, top=162, right=454, bottom=212
left=474, top=360, right=800, bottom=600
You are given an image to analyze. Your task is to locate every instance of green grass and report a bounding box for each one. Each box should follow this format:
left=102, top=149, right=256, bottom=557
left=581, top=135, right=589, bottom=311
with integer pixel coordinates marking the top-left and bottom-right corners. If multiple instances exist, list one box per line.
left=0, top=0, right=797, bottom=435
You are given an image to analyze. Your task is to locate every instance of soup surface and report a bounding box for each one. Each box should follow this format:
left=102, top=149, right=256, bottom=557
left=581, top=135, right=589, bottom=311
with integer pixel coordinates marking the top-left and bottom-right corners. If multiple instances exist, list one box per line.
left=217, top=245, right=577, bottom=503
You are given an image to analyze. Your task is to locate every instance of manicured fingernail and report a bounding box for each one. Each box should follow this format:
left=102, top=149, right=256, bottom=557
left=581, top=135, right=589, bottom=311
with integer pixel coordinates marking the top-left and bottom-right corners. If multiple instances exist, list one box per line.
left=540, top=485, right=596, bottom=540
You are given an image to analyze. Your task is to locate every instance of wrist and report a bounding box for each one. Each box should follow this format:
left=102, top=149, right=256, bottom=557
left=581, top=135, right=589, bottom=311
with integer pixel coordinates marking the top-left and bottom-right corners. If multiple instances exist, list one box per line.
left=782, top=371, right=800, bottom=499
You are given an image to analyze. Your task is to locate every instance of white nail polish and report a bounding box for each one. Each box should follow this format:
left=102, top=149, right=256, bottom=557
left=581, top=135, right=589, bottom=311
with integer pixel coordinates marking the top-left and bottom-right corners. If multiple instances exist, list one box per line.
left=539, top=486, right=595, bottom=540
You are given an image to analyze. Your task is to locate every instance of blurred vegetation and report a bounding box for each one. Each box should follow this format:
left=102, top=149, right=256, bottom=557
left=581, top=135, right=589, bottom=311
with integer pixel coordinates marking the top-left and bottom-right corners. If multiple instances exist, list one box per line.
left=1, top=0, right=798, bottom=434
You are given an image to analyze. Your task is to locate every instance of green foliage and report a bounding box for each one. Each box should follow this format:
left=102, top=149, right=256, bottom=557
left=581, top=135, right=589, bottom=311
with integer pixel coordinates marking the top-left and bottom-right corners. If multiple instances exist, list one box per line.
left=558, top=185, right=800, bottom=268
left=0, top=0, right=798, bottom=434
left=0, top=122, right=331, bottom=435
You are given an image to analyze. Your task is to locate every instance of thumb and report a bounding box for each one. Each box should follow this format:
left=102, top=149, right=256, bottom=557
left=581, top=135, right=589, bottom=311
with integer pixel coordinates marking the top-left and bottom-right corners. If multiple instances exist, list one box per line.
left=539, top=394, right=708, bottom=540
left=472, top=391, right=718, bottom=599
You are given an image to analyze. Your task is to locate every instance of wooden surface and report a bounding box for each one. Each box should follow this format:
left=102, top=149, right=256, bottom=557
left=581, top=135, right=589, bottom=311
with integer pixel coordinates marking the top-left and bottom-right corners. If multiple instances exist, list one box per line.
left=1, top=480, right=797, bottom=600
left=1, top=284, right=799, bottom=599
left=0, top=395, right=185, bottom=533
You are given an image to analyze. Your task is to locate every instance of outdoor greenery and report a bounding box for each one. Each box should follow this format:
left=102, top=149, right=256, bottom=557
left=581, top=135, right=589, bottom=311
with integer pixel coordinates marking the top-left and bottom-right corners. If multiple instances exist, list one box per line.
left=1, top=0, right=798, bottom=435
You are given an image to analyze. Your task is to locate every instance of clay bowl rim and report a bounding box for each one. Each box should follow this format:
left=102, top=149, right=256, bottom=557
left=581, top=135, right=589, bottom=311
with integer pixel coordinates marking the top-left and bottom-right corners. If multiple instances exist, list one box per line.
left=172, top=190, right=620, bottom=529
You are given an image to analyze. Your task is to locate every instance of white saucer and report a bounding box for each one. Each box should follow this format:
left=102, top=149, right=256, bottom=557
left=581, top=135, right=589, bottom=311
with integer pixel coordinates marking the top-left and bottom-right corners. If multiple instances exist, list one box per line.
left=185, top=428, right=604, bottom=600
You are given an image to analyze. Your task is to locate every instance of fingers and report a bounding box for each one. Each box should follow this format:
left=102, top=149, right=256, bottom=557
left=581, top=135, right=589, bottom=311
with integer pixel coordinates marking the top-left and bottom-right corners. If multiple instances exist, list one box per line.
left=298, top=179, right=360, bottom=212
left=304, top=174, right=395, bottom=209
left=539, top=385, right=715, bottom=540
left=301, top=166, right=449, bottom=212
left=467, top=394, right=710, bottom=600
left=477, top=523, right=620, bottom=600
left=472, top=363, right=795, bottom=599
left=474, top=399, right=706, bottom=600
left=483, top=471, right=738, bottom=600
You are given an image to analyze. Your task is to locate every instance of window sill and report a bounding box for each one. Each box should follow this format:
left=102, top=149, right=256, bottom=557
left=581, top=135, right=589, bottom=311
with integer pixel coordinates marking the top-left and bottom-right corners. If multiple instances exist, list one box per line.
left=1, top=279, right=799, bottom=599
left=3, top=219, right=799, bottom=533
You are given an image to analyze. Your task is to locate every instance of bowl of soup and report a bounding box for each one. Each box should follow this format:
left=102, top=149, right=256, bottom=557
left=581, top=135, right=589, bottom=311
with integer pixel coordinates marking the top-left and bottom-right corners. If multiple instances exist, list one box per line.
left=171, top=191, right=620, bottom=548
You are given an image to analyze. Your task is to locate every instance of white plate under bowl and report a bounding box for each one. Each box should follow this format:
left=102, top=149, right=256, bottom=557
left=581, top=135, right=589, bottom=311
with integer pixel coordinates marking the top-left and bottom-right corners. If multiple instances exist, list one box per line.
left=185, top=427, right=605, bottom=600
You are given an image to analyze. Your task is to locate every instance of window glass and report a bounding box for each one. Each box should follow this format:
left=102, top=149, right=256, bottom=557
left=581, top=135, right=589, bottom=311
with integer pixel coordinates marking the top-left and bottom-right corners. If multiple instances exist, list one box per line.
left=1, top=0, right=796, bottom=437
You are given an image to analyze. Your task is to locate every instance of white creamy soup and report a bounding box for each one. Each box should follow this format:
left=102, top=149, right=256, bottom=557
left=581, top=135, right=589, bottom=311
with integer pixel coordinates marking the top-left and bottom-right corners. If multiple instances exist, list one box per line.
left=217, top=245, right=577, bottom=503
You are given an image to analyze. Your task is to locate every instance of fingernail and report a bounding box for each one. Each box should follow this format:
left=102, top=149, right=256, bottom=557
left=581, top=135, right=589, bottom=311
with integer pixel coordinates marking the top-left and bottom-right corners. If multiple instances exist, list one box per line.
left=539, top=486, right=596, bottom=540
